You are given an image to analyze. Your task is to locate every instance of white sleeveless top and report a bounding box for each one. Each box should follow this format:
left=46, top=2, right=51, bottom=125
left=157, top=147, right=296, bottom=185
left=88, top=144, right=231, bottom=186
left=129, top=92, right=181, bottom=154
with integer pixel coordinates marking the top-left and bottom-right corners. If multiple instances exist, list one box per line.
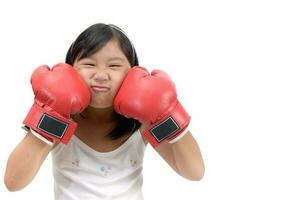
left=51, top=129, right=146, bottom=200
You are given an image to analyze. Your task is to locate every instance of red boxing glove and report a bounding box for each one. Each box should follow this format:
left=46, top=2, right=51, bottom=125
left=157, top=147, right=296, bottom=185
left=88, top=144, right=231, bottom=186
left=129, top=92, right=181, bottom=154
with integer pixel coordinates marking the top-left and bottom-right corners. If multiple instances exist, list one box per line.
left=23, top=63, right=90, bottom=144
left=114, top=66, right=190, bottom=148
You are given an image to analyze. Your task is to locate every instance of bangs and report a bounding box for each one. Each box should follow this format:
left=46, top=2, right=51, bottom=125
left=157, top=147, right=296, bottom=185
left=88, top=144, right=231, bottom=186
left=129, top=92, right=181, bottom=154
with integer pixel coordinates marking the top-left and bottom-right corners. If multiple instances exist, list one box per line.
left=68, top=27, right=113, bottom=64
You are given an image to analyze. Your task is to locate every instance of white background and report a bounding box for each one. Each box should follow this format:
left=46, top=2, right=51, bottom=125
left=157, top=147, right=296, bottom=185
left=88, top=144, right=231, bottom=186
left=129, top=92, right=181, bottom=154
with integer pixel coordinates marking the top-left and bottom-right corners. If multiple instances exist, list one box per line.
left=1, top=0, right=299, bottom=199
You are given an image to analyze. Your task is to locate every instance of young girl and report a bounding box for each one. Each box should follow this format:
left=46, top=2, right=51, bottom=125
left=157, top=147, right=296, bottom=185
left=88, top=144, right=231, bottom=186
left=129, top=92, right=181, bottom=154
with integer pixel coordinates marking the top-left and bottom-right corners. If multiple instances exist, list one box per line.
left=4, top=23, right=205, bottom=199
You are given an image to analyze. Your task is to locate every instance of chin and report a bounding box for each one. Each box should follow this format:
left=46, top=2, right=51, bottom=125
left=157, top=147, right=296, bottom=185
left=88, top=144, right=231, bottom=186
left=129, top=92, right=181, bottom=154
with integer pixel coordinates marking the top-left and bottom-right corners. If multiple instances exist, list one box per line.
left=89, top=102, right=113, bottom=109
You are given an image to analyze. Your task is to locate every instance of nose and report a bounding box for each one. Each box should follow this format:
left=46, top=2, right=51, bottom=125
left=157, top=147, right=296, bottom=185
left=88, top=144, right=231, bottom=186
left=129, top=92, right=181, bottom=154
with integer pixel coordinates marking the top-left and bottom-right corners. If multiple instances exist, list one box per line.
left=92, top=68, right=109, bottom=82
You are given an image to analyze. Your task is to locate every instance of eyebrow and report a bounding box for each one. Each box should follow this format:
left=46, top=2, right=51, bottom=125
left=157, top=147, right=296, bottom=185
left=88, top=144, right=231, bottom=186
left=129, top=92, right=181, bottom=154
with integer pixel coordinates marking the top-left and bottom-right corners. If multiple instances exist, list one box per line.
left=81, top=56, right=125, bottom=62
left=107, top=57, right=125, bottom=61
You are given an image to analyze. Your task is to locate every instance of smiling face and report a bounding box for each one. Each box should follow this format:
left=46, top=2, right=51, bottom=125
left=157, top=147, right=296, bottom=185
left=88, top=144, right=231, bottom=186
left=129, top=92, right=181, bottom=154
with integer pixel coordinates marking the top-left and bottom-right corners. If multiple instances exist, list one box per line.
left=73, top=39, right=131, bottom=108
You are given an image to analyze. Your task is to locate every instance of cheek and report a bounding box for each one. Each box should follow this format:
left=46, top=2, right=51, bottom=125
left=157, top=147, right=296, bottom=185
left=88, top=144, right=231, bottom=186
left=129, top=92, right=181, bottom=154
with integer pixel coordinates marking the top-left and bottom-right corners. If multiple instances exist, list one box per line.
left=113, top=71, right=129, bottom=91
left=75, top=69, right=91, bottom=84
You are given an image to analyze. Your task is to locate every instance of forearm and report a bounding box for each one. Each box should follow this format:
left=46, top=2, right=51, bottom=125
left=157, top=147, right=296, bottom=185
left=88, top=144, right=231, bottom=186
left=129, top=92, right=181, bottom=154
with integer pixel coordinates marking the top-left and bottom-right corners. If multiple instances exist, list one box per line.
left=171, top=132, right=205, bottom=181
left=4, top=131, right=52, bottom=191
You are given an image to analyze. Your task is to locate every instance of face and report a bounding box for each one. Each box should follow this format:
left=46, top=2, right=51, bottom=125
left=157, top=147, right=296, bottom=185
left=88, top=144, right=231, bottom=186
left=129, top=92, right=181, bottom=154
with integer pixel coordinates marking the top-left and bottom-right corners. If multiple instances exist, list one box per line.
left=73, top=39, right=131, bottom=108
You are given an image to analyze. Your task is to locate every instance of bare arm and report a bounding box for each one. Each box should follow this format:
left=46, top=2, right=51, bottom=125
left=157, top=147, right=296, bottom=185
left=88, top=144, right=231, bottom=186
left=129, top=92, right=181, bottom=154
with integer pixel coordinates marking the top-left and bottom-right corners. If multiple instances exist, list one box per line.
left=4, top=130, right=54, bottom=191
left=153, top=131, right=205, bottom=181
left=171, top=131, right=205, bottom=180
left=140, top=125, right=205, bottom=181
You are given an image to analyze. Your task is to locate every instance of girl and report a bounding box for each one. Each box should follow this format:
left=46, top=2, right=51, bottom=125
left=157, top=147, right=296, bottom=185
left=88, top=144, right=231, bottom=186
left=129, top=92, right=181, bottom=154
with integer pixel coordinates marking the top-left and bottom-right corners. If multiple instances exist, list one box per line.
left=4, top=23, right=205, bottom=199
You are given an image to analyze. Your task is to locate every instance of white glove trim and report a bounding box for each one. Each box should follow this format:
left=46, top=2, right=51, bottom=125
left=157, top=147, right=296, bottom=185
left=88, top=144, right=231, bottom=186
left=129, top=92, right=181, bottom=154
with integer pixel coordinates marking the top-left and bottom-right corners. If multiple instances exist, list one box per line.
left=168, top=126, right=189, bottom=144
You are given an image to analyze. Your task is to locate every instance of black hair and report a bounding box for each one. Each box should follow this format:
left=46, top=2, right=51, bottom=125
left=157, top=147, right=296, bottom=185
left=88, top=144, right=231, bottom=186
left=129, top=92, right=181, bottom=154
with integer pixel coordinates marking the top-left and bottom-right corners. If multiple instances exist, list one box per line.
left=66, top=23, right=141, bottom=140
left=66, top=23, right=138, bottom=66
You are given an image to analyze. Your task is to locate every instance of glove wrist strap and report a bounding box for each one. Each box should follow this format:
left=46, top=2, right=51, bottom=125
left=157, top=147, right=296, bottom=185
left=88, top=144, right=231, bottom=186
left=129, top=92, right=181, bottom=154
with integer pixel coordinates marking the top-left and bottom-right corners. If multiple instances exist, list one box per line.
left=143, top=102, right=191, bottom=148
left=23, top=103, right=77, bottom=144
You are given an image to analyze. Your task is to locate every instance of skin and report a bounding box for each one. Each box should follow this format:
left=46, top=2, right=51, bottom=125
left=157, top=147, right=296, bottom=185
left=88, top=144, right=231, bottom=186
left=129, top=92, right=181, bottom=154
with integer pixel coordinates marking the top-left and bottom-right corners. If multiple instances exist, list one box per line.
left=4, top=38, right=204, bottom=192
left=72, top=38, right=205, bottom=180
left=71, top=39, right=134, bottom=152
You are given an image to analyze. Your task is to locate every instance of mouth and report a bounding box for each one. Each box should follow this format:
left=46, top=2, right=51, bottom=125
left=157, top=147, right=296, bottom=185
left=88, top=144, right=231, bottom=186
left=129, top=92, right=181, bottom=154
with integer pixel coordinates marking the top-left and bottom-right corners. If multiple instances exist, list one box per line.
left=90, top=85, right=110, bottom=92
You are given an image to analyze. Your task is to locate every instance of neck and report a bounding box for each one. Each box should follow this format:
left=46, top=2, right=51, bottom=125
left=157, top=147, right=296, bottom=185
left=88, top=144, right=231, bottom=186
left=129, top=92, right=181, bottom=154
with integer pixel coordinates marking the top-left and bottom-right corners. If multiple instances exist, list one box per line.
left=80, top=106, right=117, bottom=123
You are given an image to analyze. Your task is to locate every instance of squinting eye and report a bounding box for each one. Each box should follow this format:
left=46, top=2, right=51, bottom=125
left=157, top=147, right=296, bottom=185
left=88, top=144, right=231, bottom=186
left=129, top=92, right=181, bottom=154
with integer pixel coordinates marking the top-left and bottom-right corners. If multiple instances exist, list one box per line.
left=83, top=63, right=95, bottom=67
left=109, top=64, right=121, bottom=68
